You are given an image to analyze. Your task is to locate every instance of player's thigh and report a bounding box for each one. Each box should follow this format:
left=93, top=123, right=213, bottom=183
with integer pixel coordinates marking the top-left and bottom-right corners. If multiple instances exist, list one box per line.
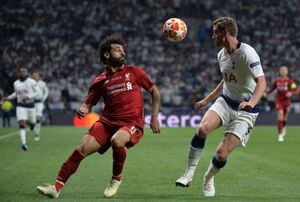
left=226, top=111, right=258, bottom=147
left=198, top=110, right=222, bottom=136
left=76, top=134, right=101, bottom=157
left=205, top=97, right=231, bottom=127
left=35, top=103, right=44, bottom=117
left=284, top=105, right=290, bottom=118
left=277, top=109, right=284, bottom=120
left=111, top=129, right=131, bottom=147
left=215, top=133, right=241, bottom=160
left=86, top=121, right=115, bottom=154
left=27, top=108, right=36, bottom=124
left=197, top=97, right=225, bottom=135
left=16, top=106, right=28, bottom=122
left=112, top=125, right=144, bottom=148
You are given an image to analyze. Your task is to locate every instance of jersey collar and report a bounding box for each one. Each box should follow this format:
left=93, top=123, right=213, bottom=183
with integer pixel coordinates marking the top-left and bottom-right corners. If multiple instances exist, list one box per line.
left=105, top=65, right=126, bottom=76
left=236, top=41, right=241, bottom=49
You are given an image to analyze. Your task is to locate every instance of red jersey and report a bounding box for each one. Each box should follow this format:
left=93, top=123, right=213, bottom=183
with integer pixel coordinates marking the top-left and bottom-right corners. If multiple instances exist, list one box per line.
left=84, top=65, right=154, bottom=129
left=267, top=76, right=294, bottom=102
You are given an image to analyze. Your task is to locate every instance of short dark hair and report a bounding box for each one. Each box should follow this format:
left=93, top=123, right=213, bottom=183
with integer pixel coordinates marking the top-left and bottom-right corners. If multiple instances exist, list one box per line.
left=32, top=69, right=40, bottom=74
left=99, top=34, right=125, bottom=64
left=213, top=17, right=238, bottom=37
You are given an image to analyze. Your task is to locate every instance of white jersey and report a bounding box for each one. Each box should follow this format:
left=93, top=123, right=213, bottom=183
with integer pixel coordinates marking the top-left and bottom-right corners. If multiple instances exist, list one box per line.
left=36, top=80, right=49, bottom=103
left=8, top=78, right=39, bottom=107
left=218, top=42, right=264, bottom=102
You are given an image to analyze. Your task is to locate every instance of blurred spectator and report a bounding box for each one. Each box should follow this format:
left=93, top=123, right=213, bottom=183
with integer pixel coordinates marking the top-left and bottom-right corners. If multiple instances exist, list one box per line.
left=1, top=99, right=13, bottom=127
left=0, top=0, right=299, bottom=115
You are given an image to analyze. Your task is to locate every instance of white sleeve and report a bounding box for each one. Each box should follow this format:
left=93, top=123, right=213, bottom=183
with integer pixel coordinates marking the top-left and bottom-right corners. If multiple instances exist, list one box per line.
left=28, top=80, right=39, bottom=99
left=43, top=83, right=49, bottom=101
left=244, top=48, right=264, bottom=78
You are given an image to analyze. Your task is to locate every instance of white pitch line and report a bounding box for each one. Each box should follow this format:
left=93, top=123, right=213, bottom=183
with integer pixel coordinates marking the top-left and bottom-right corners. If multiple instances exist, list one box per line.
left=0, top=130, right=20, bottom=140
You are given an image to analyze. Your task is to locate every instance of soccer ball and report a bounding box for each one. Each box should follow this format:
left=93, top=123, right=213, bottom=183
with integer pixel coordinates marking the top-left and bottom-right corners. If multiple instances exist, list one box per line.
left=162, top=18, right=187, bottom=42
left=290, top=83, right=297, bottom=91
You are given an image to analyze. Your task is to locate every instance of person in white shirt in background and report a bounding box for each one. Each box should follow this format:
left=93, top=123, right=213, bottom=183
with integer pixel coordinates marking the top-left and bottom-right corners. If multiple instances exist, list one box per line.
left=4, top=68, right=39, bottom=151
left=32, top=69, right=49, bottom=141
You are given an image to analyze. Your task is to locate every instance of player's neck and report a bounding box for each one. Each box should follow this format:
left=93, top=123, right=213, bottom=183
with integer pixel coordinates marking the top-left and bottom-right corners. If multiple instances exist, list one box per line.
left=107, top=66, right=118, bottom=74
left=224, top=38, right=239, bottom=55
left=280, top=75, right=287, bottom=80
left=107, top=65, right=124, bottom=74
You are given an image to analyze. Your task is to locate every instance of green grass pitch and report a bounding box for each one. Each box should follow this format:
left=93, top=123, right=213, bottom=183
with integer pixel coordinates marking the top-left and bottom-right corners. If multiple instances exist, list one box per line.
left=0, top=126, right=299, bottom=201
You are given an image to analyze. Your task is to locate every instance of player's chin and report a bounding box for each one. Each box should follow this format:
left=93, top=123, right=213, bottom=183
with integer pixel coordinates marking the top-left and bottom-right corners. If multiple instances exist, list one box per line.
left=119, top=58, right=125, bottom=63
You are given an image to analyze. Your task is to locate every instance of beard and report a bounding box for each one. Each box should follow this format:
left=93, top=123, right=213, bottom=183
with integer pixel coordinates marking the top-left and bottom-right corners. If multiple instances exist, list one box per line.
left=214, top=39, right=222, bottom=47
left=108, top=57, right=125, bottom=68
left=19, top=75, right=28, bottom=81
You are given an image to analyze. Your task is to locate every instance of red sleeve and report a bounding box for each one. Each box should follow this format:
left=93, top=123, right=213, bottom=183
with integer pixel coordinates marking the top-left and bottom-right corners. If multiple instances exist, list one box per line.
left=132, top=67, right=154, bottom=90
left=266, top=79, right=277, bottom=94
left=84, top=77, right=103, bottom=105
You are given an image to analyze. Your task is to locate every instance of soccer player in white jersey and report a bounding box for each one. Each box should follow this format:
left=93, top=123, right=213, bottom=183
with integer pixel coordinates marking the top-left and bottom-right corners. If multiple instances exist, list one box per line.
left=5, top=68, right=39, bottom=150
left=32, top=69, right=49, bottom=141
left=175, top=17, right=266, bottom=197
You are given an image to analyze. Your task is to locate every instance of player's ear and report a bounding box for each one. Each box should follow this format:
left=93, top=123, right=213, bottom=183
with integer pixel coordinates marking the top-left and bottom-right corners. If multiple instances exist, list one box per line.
left=104, top=51, right=110, bottom=59
left=223, top=29, right=229, bottom=36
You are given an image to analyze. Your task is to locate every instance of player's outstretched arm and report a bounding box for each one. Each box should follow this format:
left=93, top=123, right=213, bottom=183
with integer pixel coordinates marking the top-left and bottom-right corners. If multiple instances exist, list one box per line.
left=6, top=92, right=16, bottom=101
left=1, top=97, right=8, bottom=103
left=195, top=80, right=224, bottom=109
left=43, top=84, right=49, bottom=102
left=238, top=75, right=266, bottom=110
left=265, top=81, right=276, bottom=96
left=148, top=85, right=160, bottom=133
left=76, top=103, right=92, bottom=119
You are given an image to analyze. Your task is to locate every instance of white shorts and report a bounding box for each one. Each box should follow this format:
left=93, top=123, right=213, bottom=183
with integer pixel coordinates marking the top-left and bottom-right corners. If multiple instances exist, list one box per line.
left=209, top=97, right=259, bottom=147
left=16, top=106, right=36, bottom=123
left=35, top=102, right=44, bottom=117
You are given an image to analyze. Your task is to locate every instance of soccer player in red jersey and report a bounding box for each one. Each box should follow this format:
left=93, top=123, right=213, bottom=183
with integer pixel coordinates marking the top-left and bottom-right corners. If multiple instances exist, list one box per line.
left=265, top=66, right=298, bottom=142
left=37, top=34, right=161, bottom=198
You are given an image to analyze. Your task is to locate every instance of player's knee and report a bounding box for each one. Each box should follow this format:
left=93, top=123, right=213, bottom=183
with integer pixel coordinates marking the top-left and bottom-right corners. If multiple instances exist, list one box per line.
left=19, top=120, right=26, bottom=125
left=29, top=123, right=35, bottom=130
left=111, top=137, right=125, bottom=147
left=197, top=123, right=210, bottom=138
left=19, top=123, right=26, bottom=129
left=215, top=148, right=228, bottom=161
left=75, top=144, right=90, bottom=157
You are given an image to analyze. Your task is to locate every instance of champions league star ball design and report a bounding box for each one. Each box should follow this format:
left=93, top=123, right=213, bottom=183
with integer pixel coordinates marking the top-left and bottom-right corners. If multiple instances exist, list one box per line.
left=162, top=18, right=187, bottom=42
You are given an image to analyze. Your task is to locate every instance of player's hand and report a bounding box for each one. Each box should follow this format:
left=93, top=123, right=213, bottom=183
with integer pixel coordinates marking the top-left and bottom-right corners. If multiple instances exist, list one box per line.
left=22, top=96, right=30, bottom=102
left=238, top=101, right=254, bottom=111
left=150, top=116, right=160, bottom=134
left=76, top=104, right=89, bottom=119
left=263, top=92, right=268, bottom=98
left=1, top=97, right=8, bottom=102
left=286, top=92, right=292, bottom=98
left=195, top=99, right=208, bottom=109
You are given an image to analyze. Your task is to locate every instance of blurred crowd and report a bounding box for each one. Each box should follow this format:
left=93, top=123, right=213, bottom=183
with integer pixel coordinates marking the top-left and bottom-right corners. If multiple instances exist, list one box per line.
left=1, top=0, right=300, bottom=116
